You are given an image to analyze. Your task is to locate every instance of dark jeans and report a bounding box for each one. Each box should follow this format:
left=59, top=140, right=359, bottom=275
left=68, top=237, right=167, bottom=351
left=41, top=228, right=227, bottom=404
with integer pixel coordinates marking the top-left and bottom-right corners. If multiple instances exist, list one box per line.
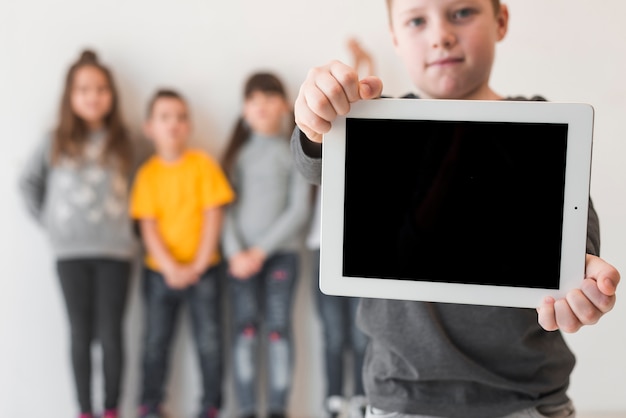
left=311, top=249, right=368, bottom=398
left=140, top=265, right=223, bottom=412
left=229, top=252, right=299, bottom=416
left=57, top=258, right=132, bottom=414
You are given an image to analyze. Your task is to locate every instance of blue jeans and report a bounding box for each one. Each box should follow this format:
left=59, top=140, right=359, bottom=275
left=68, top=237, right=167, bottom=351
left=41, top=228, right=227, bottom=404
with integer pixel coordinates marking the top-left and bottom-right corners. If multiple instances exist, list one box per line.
left=140, top=265, right=223, bottom=412
left=312, top=249, right=368, bottom=398
left=229, top=252, right=299, bottom=416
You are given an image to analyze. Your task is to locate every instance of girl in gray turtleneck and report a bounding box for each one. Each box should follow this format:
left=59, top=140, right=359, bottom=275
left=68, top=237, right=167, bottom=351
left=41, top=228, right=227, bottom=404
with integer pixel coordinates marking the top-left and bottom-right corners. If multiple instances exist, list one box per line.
left=221, top=72, right=310, bottom=418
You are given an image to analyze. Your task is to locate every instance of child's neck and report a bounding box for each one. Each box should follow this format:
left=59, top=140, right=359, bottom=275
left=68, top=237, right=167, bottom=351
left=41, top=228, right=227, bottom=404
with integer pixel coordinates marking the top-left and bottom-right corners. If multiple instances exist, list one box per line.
left=424, top=85, right=502, bottom=101
left=467, top=88, right=502, bottom=101
left=157, top=148, right=186, bottom=164
left=253, top=124, right=282, bottom=137
left=86, top=120, right=105, bottom=131
left=458, top=85, right=502, bottom=101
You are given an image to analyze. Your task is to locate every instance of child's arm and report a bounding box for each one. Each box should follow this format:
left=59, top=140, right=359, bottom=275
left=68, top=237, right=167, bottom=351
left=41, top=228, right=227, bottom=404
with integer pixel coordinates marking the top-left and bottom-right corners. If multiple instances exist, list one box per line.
left=18, top=138, right=50, bottom=223
left=537, top=254, right=620, bottom=333
left=248, top=167, right=311, bottom=264
left=294, top=60, right=383, bottom=144
left=222, top=211, right=259, bottom=280
left=139, top=218, right=194, bottom=289
left=189, top=207, right=224, bottom=281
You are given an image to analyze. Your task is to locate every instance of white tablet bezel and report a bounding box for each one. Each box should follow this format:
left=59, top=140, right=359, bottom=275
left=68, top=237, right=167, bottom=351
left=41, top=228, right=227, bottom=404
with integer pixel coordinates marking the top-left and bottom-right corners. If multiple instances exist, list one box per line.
left=320, top=98, right=594, bottom=308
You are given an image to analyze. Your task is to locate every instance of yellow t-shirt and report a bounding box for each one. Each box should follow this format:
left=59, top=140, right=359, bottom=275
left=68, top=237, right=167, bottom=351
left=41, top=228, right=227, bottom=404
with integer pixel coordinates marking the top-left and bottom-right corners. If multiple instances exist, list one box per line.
left=130, top=149, right=234, bottom=271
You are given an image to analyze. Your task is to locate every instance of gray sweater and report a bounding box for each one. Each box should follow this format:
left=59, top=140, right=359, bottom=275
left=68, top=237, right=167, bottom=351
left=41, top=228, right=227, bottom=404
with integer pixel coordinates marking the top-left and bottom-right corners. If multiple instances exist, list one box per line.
left=19, top=131, right=138, bottom=260
left=290, top=102, right=601, bottom=417
left=221, top=133, right=311, bottom=258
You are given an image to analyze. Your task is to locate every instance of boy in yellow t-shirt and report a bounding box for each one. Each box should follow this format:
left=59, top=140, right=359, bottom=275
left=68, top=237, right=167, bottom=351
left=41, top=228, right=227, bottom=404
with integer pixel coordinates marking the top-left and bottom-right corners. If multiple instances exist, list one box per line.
left=130, top=89, right=234, bottom=418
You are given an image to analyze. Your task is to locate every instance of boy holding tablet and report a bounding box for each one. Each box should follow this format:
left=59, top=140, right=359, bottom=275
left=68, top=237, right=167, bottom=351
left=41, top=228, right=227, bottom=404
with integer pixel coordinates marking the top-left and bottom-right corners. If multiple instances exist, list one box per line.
left=291, top=0, right=620, bottom=417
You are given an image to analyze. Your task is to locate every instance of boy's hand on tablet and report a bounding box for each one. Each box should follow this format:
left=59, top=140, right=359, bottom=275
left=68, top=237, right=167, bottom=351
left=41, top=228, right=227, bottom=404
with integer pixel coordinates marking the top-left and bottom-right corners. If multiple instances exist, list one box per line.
left=537, top=254, right=620, bottom=333
left=295, top=60, right=383, bottom=143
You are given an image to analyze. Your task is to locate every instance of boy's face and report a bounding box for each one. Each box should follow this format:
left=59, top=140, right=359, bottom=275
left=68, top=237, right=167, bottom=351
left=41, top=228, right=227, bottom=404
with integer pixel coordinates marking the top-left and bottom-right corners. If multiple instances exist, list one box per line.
left=145, top=97, right=190, bottom=160
left=389, top=0, right=508, bottom=100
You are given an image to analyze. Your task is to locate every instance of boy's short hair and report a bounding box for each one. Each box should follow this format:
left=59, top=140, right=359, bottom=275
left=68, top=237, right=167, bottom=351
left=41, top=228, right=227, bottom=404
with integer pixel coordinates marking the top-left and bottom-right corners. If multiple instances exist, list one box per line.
left=146, top=89, right=186, bottom=118
left=385, top=0, right=501, bottom=19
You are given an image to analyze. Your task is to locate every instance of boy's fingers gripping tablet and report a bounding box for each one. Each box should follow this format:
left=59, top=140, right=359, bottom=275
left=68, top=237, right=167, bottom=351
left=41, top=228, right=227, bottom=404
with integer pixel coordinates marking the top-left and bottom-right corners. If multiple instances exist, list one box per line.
left=553, top=298, right=583, bottom=333
left=537, top=297, right=559, bottom=332
left=296, top=61, right=360, bottom=143
left=310, top=69, right=350, bottom=119
left=585, top=254, right=620, bottom=297
left=565, top=287, right=602, bottom=326
left=580, top=277, right=616, bottom=314
left=295, top=91, right=330, bottom=143
left=328, top=60, right=361, bottom=104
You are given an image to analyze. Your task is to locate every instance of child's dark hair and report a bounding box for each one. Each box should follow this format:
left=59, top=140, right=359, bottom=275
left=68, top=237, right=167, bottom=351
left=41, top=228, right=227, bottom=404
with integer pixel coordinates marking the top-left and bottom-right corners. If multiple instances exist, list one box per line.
left=146, top=89, right=187, bottom=119
left=53, top=49, right=132, bottom=174
left=221, top=72, right=293, bottom=176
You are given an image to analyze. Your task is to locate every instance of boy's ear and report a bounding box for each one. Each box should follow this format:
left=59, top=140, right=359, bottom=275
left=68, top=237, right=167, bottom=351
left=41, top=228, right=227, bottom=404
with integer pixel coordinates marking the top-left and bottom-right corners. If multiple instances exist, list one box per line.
left=496, top=4, right=509, bottom=41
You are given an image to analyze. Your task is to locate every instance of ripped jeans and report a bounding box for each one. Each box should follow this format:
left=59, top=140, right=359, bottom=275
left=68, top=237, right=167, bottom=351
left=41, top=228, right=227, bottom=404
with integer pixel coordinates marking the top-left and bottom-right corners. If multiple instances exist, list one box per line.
left=229, top=252, right=299, bottom=416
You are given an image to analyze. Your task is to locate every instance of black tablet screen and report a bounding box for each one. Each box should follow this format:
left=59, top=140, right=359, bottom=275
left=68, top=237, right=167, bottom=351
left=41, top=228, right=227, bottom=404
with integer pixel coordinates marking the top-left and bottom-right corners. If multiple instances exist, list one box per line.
left=342, top=118, right=568, bottom=288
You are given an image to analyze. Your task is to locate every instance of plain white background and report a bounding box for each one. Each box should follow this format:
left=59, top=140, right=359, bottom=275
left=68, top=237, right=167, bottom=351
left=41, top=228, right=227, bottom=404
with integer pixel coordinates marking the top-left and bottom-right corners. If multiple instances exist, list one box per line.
left=1, top=1, right=625, bottom=417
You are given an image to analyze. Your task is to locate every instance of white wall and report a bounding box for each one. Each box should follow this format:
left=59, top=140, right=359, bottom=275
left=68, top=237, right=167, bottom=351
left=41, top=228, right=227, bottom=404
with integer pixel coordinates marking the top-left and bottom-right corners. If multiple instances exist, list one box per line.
left=1, top=1, right=625, bottom=417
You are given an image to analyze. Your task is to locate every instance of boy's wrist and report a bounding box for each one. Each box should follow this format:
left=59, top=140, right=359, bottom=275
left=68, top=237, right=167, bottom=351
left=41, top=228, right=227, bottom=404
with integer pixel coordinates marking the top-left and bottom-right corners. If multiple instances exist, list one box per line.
left=247, top=247, right=267, bottom=265
left=190, top=258, right=209, bottom=275
left=160, top=259, right=179, bottom=276
left=299, top=129, right=323, bottom=158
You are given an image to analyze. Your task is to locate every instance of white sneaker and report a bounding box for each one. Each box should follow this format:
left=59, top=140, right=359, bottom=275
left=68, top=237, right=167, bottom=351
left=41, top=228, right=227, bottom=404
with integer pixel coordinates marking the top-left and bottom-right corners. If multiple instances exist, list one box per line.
left=348, top=395, right=368, bottom=418
left=325, top=395, right=346, bottom=418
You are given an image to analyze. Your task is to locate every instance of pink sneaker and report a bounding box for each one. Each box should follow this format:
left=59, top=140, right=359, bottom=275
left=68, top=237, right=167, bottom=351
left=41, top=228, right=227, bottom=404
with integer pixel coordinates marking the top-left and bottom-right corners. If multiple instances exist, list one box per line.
left=139, top=404, right=165, bottom=418
left=199, top=407, right=219, bottom=418
left=103, top=409, right=119, bottom=418
left=79, top=413, right=93, bottom=418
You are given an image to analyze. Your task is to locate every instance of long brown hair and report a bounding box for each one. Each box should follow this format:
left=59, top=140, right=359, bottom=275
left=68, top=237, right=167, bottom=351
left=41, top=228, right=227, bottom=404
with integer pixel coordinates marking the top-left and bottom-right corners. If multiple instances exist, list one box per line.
left=221, top=72, right=294, bottom=176
left=52, top=49, right=132, bottom=174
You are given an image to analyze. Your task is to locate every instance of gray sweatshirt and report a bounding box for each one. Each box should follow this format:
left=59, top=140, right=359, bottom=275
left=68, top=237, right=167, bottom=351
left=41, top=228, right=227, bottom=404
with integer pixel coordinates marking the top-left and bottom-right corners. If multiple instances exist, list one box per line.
left=19, top=131, right=138, bottom=260
left=221, top=133, right=311, bottom=258
left=290, top=96, right=601, bottom=417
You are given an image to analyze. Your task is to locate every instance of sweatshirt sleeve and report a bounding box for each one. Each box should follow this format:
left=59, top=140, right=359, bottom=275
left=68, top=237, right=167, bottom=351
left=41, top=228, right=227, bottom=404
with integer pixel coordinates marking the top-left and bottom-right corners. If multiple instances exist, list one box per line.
left=586, top=198, right=600, bottom=256
left=255, top=164, right=311, bottom=255
left=290, top=127, right=322, bottom=185
left=221, top=167, right=244, bottom=259
left=18, top=137, right=51, bottom=223
left=221, top=204, right=244, bottom=259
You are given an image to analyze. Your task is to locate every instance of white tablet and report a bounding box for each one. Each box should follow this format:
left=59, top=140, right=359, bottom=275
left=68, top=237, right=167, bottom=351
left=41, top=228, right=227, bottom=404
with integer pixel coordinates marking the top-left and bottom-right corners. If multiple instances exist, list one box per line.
left=320, top=98, right=594, bottom=308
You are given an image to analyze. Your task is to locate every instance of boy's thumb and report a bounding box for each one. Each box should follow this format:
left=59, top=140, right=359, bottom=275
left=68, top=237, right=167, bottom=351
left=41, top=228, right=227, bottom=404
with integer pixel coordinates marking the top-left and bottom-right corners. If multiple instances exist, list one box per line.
left=358, top=76, right=383, bottom=100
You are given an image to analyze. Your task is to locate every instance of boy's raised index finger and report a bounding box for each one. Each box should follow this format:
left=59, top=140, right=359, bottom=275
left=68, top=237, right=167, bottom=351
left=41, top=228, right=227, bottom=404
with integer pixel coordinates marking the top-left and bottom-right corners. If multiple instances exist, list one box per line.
left=328, top=60, right=361, bottom=103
